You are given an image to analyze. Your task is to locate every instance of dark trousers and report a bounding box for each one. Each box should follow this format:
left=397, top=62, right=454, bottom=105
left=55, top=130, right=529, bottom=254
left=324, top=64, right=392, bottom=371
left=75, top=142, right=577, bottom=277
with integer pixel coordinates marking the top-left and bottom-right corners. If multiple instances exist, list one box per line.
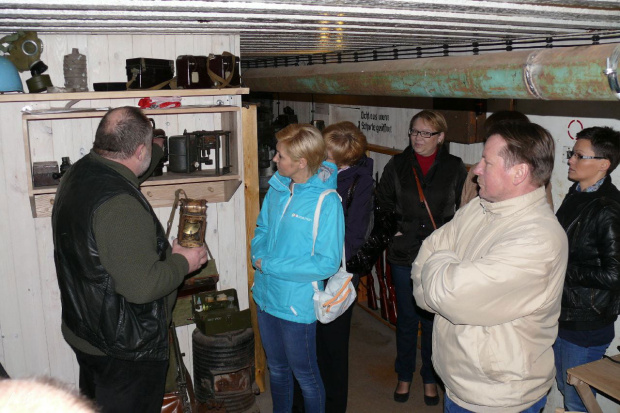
left=293, top=275, right=359, bottom=413
left=73, top=348, right=168, bottom=413
left=391, top=263, right=437, bottom=384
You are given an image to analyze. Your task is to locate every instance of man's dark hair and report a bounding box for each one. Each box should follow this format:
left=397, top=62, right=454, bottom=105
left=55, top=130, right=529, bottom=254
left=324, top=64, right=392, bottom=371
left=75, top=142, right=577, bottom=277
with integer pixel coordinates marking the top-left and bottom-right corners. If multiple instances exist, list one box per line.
left=487, top=121, right=555, bottom=187
left=576, top=126, right=620, bottom=175
left=484, top=110, right=530, bottom=135
left=93, top=106, right=152, bottom=159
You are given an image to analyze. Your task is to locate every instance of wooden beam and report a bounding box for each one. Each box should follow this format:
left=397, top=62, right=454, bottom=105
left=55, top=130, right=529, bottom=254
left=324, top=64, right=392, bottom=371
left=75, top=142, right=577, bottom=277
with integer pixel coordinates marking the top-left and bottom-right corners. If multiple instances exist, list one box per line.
left=242, top=104, right=267, bottom=392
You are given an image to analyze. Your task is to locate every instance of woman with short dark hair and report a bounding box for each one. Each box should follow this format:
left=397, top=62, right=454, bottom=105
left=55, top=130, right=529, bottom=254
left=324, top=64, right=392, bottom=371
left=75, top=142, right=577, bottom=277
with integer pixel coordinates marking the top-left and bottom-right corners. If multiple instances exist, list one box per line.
left=554, top=126, right=620, bottom=412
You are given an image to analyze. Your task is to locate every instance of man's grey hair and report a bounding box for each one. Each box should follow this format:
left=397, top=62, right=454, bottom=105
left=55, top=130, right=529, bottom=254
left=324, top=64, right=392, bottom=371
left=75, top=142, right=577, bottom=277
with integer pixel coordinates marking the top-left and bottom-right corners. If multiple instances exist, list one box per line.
left=93, top=106, right=152, bottom=159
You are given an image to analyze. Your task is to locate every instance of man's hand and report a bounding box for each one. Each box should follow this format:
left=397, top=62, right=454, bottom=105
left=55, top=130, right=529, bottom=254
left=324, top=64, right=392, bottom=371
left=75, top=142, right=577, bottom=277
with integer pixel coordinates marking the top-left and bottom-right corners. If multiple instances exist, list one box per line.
left=255, top=258, right=262, bottom=271
left=172, top=239, right=208, bottom=274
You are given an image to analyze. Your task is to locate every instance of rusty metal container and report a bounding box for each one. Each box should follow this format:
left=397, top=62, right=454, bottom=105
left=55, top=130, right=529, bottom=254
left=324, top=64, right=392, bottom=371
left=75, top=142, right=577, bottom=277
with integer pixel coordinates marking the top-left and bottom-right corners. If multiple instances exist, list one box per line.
left=193, top=327, right=258, bottom=413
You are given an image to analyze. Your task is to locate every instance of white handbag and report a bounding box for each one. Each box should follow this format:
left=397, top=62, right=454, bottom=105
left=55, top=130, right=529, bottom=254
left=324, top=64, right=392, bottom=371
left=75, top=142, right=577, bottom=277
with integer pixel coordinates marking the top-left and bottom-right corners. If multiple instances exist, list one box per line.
left=311, top=190, right=357, bottom=324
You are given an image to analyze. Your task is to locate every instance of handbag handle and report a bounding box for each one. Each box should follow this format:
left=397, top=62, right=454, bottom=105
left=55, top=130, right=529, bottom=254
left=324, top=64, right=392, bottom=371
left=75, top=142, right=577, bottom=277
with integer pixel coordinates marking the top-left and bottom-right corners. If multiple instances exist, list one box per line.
left=412, top=167, right=437, bottom=230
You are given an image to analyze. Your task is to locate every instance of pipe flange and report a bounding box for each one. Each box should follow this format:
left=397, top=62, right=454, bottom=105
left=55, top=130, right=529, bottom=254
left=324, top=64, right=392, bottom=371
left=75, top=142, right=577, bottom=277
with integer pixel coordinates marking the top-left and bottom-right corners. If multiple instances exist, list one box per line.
left=524, top=50, right=544, bottom=100
left=605, top=46, right=620, bottom=98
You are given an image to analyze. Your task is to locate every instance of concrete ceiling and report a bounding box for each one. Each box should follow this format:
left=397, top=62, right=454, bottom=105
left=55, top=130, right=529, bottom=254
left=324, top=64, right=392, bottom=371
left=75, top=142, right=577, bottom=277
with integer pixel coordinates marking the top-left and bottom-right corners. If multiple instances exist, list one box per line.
left=1, top=0, right=620, bottom=58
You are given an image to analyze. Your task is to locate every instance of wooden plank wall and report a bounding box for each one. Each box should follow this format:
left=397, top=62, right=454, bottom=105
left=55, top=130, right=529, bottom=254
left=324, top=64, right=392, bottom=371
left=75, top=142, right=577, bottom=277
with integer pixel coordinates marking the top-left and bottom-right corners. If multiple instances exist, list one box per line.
left=0, top=33, right=246, bottom=385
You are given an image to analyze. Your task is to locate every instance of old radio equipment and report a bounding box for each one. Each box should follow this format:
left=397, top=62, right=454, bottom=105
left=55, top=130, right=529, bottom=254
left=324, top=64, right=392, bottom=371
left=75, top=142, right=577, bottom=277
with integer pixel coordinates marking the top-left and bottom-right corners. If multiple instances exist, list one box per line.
left=32, top=156, right=72, bottom=187
left=168, top=130, right=231, bottom=175
left=207, top=52, right=241, bottom=88
left=126, top=57, right=174, bottom=89
left=176, top=55, right=211, bottom=89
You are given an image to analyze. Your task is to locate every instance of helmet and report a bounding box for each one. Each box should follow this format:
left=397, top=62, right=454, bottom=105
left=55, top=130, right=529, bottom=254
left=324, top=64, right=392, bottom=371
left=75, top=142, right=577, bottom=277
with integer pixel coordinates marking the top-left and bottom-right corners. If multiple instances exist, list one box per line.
left=0, top=56, right=24, bottom=93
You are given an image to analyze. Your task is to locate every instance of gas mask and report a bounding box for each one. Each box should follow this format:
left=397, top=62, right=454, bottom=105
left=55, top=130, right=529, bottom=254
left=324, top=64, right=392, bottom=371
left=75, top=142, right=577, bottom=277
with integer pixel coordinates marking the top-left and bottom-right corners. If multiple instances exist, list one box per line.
left=0, top=31, right=53, bottom=93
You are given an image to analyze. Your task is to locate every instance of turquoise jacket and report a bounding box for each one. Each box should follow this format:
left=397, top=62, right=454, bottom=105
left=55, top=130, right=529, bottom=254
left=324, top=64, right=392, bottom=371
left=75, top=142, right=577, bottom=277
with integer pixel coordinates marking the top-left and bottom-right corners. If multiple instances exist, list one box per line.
left=251, top=161, right=345, bottom=323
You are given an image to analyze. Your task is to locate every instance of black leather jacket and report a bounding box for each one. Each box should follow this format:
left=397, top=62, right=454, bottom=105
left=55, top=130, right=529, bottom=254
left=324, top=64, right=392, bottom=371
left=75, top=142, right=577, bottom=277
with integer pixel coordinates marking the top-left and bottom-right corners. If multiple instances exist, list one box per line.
left=348, top=145, right=466, bottom=272
left=555, top=176, right=620, bottom=330
left=53, top=155, right=170, bottom=361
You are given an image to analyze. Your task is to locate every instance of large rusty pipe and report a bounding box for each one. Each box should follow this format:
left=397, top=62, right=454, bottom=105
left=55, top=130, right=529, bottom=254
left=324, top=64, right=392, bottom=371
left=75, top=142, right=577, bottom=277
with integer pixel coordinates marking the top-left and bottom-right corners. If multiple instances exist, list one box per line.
left=243, top=43, right=620, bottom=101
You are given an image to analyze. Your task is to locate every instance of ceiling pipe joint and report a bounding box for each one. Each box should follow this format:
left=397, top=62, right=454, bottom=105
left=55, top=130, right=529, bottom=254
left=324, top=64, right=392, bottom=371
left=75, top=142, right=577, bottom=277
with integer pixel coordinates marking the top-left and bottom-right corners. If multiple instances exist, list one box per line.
left=605, top=47, right=620, bottom=99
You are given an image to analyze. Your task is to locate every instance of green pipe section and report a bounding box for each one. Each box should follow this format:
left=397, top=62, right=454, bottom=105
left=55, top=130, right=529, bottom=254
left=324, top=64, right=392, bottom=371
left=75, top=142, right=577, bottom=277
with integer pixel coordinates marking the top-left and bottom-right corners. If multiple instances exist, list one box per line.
left=243, top=44, right=620, bottom=101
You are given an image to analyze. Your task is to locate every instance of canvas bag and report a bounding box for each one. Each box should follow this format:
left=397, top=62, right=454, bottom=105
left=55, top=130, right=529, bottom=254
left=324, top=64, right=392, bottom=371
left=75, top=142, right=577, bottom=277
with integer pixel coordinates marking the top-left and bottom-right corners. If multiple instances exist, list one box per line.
left=311, top=189, right=357, bottom=324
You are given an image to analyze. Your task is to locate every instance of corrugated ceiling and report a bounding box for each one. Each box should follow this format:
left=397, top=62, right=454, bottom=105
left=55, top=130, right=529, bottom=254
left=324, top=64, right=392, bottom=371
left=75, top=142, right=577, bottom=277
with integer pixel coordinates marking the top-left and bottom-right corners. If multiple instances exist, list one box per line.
left=1, top=0, right=620, bottom=57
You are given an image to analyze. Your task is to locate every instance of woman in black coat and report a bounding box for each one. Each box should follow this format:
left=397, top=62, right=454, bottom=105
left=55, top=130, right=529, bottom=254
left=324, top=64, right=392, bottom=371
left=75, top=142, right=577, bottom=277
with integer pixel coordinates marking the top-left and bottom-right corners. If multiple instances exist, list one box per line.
left=554, top=126, right=620, bottom=412
left=349, top=110, right=467, bottom=405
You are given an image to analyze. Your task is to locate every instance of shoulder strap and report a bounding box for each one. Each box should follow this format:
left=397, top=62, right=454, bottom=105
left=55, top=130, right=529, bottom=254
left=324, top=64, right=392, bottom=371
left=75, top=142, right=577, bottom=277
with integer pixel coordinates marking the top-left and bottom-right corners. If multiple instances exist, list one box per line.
left=412, top=167, right=437, bottom=230
left=311, top=189, right=347, bottom=293
left=312, top=189, right=339, bottom=255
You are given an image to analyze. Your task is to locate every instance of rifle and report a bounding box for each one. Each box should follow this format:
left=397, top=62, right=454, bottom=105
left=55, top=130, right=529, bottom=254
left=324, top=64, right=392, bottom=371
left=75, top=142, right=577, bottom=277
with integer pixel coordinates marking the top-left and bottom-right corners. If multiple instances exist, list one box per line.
left=384, top=261, right=398, bottom=325
left=362, top=269, right=378, bottom=310
left=375, top=250, right=389, bottom=321
left=164, top=322, right=195, bottom=413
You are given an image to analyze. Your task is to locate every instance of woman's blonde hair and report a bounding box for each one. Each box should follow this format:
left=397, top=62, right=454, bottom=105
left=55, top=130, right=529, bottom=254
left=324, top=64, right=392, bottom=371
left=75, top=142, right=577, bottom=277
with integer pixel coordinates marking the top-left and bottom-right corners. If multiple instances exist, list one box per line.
left=276, top=124, right=326, bottom=175
left=409, top=110, right=448, bottom=134
left=323, top=121, right=367, bottom=168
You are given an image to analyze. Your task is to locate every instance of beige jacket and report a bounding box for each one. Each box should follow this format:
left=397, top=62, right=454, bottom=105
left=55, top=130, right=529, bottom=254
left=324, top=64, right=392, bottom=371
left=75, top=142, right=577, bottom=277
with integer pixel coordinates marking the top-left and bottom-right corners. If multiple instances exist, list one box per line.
left=412, top=187, right=568, bottom=412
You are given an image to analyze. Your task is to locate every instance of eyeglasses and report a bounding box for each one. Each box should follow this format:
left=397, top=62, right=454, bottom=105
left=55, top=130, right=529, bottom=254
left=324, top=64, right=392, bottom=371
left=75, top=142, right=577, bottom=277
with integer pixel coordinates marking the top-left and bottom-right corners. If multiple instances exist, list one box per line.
left=409, top=129, right=441, bottom=139
left=567, top=150, right=606, bottom=161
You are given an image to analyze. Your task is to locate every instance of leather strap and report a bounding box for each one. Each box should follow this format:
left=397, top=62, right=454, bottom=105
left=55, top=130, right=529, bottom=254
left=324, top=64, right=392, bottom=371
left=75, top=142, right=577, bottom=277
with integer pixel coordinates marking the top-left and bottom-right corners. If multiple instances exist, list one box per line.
left=207, top=52, right=237, bottom=89
left=166, top=189, right=187, bottom=239
left=412, top=167, right=437, bottom=230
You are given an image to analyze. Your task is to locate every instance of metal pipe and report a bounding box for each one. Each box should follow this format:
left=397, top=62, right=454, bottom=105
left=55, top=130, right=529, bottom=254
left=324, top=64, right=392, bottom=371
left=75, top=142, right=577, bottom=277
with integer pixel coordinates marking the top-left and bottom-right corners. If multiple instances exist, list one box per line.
left=242, top=43, right=620, bottom=101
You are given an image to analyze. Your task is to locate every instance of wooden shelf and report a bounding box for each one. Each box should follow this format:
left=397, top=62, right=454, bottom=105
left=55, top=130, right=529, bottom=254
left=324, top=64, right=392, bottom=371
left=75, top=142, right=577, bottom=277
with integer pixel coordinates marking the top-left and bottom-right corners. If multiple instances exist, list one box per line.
left=0, top=87, right=249, bottom=103
left=23, top=105, right=240, bottom=120
left=32, top=179, right=242, bottom=217
left=21, top=94, right=252, bottom=218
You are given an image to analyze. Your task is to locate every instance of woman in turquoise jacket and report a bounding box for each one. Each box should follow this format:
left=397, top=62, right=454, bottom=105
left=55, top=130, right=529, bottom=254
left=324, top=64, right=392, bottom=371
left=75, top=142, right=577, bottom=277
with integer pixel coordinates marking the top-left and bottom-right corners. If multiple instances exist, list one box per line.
left=251, top=124, right=345, bottom=413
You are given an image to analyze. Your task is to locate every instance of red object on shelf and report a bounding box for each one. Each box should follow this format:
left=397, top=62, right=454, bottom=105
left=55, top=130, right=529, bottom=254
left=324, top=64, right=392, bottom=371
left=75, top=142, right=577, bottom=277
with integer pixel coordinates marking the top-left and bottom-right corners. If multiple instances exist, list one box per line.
left=138, top=97, right=182, bottom=109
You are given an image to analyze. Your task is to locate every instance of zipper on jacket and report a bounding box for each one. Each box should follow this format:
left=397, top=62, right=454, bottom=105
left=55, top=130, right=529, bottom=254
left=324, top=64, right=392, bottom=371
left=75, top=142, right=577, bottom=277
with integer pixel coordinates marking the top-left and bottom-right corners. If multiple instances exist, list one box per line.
left=279, top=183, right=295, bottom=221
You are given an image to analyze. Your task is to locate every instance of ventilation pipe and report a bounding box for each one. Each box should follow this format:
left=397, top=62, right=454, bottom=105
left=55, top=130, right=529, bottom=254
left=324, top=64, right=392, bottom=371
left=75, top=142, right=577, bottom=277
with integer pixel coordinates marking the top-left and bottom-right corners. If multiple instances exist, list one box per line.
left=243, top=43, right=620, bottom=101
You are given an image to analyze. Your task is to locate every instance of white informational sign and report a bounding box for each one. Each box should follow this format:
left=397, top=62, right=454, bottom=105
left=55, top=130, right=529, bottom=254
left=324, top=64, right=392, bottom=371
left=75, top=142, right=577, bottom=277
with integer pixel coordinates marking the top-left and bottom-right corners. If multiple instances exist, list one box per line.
left=329, top=104, right=418, bottom=150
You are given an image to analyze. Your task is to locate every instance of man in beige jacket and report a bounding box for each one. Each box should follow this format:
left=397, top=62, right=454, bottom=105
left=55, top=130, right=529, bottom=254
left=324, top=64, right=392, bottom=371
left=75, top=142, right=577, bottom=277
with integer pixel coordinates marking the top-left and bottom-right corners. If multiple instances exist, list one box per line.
left=412, top=121, right=568, bottom=413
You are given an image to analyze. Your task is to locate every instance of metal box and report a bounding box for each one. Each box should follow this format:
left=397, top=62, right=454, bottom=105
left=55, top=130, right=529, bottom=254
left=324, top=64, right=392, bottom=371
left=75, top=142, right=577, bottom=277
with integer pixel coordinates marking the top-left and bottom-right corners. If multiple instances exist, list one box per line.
left=32, top=161, right=59, bottom=187
left=192, top=289, right=252, bottom=336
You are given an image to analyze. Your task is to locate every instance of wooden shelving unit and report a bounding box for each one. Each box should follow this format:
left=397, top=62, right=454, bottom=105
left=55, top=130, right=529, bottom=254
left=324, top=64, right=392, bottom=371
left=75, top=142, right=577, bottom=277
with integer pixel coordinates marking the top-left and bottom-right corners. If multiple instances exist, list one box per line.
left=0, top=88, right=249, bottom=103
left=19, top=88, right=251, bottom=217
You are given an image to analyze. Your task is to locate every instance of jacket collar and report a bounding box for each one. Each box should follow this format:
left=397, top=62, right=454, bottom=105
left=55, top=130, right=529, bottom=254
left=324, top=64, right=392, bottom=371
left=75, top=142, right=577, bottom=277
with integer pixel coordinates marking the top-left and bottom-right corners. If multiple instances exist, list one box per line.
left=479, top=186, right=547, bottom=218
left=569, top=175, right=612, bottom=197
left=90, top=149, right=139, bottom=187
left=269, top=161, right=338, bottom=193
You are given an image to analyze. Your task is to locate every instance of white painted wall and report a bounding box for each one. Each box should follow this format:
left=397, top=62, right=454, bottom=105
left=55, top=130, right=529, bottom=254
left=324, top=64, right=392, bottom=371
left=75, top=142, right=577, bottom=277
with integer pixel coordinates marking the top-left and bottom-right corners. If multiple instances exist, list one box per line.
left=276, top=97, right=620, bottom=412
left=0, top=33, right=247, bottom=388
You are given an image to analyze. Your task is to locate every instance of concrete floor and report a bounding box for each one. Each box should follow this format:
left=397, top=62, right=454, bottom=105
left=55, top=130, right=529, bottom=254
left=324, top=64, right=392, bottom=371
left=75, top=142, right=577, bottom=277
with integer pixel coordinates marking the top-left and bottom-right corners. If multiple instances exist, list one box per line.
left=254, top=304, right=444, bottom=413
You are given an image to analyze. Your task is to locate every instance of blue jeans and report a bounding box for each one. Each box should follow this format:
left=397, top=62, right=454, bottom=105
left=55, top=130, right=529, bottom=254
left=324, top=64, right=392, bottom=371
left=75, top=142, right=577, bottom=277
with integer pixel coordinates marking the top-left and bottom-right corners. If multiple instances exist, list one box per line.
left=257, top=309, right=325, bottom=413
left=445, top=394, right=547, bottom=413
left=553, top=336, right=610, bottom=411
left=391, top=263, right=436, bottom=384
